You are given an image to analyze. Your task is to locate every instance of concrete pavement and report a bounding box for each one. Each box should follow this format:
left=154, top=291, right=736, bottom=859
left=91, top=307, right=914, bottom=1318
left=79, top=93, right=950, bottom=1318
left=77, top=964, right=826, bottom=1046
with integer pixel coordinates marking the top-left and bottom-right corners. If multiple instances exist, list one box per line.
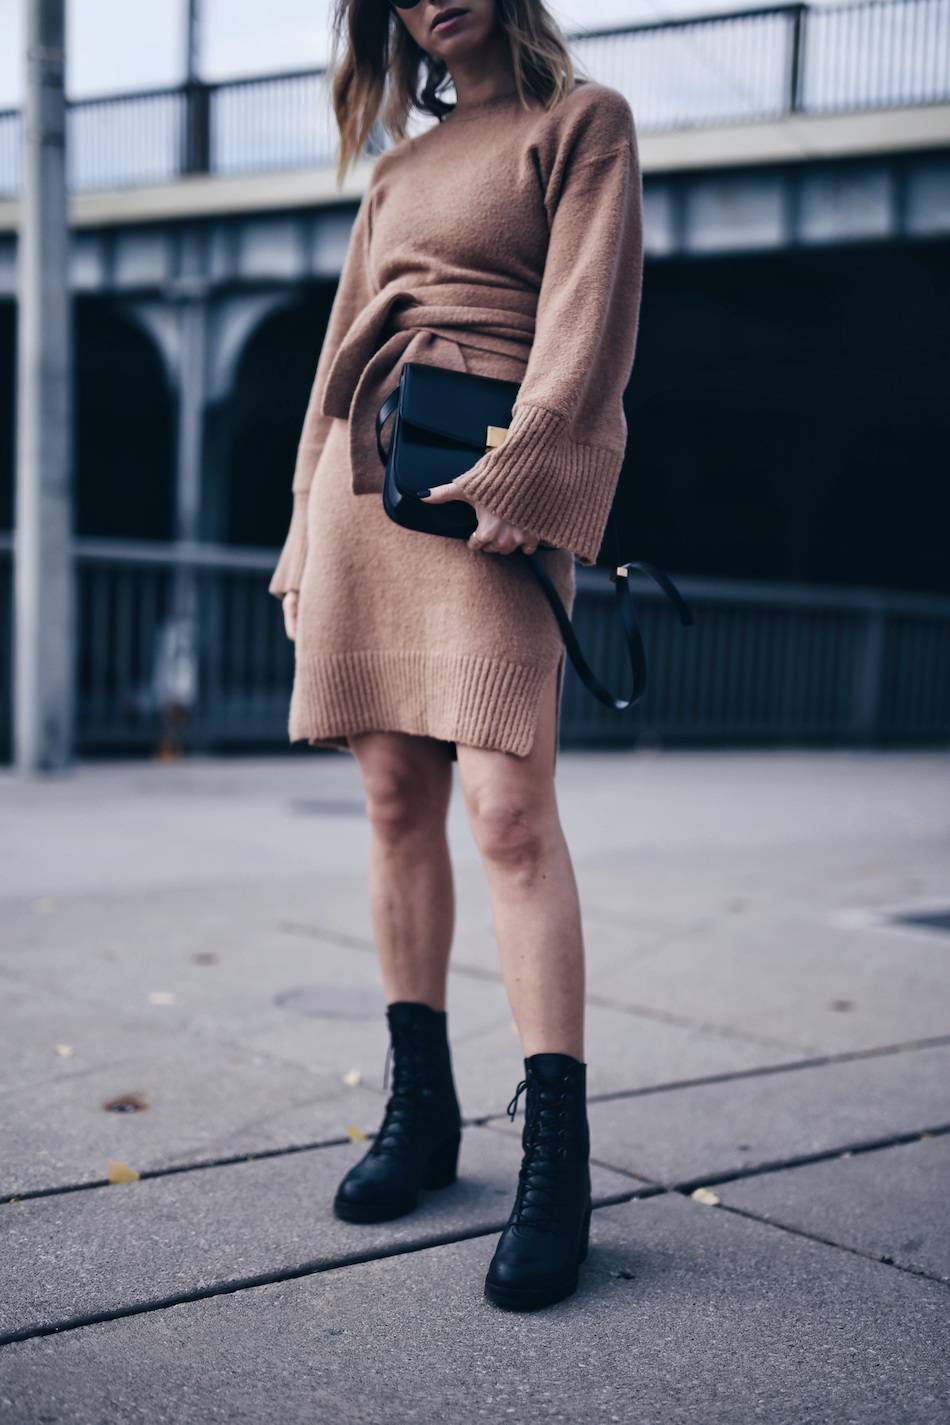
left=0, top=748, right=948, bottom=1422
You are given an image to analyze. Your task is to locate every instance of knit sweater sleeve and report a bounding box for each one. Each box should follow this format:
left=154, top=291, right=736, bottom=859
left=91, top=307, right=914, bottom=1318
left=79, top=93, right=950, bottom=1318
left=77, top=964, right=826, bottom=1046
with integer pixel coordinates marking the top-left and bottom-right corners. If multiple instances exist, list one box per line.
left=449, top=98, right=644, bottom=567
left=269, top=181, right=377, bottom=598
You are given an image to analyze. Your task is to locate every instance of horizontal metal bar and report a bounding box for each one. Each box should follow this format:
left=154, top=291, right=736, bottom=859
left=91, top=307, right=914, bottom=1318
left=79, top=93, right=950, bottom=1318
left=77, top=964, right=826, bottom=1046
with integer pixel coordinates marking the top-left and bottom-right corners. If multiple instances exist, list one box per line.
left=0, top=0, right=936, bottom=120
left=72, top=537, right=277, bottom=572
left=3, top=536, right=950, bottom=618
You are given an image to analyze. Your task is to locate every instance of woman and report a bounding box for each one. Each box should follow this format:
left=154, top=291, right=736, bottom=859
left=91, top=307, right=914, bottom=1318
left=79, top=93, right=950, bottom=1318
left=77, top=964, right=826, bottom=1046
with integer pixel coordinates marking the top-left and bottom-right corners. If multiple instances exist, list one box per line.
left=270, top=0, right=643, bottom=1311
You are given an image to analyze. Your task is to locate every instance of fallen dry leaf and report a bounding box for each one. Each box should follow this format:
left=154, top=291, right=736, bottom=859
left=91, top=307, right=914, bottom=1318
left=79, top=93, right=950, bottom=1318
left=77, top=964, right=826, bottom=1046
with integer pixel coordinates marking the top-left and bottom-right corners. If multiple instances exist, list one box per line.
left=342, top=1069, right=362, bottom=1087
left=102, top=1092, right=149, bottom=1114
left=690, top=1187, right=721, bottom=1206
left=107, top=1159, right=140, bottom=1185
left=53, top=1044, right=75, bottom=1058
left=345, top=1125, right=368, bottom=1143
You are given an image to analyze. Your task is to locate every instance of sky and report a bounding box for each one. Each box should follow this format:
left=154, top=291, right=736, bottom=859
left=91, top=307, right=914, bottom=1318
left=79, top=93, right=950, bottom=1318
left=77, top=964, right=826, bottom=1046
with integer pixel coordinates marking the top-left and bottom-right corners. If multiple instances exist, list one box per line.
left=0, top=0, right=756, bottom=105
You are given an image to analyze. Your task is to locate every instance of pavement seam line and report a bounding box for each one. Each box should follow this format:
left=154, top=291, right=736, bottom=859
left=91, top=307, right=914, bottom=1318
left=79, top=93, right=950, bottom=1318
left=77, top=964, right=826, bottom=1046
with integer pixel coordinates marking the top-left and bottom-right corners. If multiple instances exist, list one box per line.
left=665, top=1121, right=950, bottom=1195
left=5, top=1130, right=948, bottom=1343
left=472, top=1032, right=950, bottom=1124
left=586, top=1122, right=950, bottom=1196
left=278, top=918, right=801, bottom=1051
left=0, top=1187, right=664, bottom=1349
left=7, top=1035, right=950, bottom=1205
left=0, top=1134, right=356, bottom=1206
left=706, top=1200, right=950, bottom=1291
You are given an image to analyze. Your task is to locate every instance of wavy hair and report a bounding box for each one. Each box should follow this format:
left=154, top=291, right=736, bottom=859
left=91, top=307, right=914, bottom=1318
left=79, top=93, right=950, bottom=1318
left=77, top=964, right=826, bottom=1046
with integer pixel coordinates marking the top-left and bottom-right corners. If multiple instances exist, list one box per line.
left=328, top=0, right=582, bottom=188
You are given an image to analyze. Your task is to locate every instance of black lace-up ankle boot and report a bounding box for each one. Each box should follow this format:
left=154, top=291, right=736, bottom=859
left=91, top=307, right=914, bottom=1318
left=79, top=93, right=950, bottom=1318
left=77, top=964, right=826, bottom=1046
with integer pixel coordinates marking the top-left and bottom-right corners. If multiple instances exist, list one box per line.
left=333, top=1000, right=462, bottom=1223
left=484, top=1052, right=592, bottom=1311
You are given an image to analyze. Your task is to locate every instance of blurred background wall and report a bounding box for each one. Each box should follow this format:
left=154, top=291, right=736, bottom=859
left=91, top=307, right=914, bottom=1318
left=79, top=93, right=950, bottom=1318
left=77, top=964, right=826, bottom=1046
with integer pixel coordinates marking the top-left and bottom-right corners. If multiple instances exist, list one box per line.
left=0, top=0, right=948, bottom=757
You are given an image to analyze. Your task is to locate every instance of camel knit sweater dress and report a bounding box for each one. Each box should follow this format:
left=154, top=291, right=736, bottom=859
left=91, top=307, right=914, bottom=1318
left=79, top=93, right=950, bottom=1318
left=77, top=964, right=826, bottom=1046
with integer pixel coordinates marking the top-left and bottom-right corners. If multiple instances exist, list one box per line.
left=269, top=79, right=644, bottom=762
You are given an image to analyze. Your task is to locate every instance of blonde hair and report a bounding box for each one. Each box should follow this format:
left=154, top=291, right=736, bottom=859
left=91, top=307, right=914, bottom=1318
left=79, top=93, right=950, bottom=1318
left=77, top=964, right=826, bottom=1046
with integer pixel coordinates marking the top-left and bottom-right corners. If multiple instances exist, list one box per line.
left=328, top=0, right=581, bottom=188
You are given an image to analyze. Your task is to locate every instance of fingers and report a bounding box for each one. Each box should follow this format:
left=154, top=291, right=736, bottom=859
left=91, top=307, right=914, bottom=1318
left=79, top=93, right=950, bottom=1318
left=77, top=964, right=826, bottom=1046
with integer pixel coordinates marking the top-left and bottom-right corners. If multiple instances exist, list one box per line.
left=468, top=516, right=541, bottom=557
left=418, top=481, right=459, bottom=504
left=417, top=488, right=540, bottom=556
left=282, top=591, right=299, bottom=642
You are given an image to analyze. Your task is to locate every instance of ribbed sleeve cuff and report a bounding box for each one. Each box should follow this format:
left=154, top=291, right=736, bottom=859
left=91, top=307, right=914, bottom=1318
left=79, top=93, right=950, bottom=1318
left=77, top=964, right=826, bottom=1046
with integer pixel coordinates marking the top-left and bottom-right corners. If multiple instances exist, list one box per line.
left=268, top=492, right=309, bottom=598
left=450, top=402, right=624, bottom=567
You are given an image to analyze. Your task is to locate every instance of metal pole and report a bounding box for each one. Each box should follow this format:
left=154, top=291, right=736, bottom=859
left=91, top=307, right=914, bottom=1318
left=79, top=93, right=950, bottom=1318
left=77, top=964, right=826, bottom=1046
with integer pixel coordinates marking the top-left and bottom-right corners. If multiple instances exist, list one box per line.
left=185, top=0, right=201, bottom=83
left=181, top=0, right=210, bottom=176
left=14, top=0, right=74, bottom=772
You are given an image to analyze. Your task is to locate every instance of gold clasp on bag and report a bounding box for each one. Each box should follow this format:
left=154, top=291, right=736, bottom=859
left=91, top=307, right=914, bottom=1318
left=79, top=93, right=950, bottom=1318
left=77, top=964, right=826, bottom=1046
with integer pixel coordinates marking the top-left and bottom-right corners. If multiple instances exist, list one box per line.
left=485, top=425, right=509, bottom=450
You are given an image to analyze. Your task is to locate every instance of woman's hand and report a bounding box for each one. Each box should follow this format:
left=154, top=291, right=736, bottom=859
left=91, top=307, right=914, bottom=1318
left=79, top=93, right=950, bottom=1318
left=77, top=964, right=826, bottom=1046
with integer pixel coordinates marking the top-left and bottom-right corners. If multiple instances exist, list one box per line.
left=419, top=482, right=540, bottom=556
left=281, top=591, right=299, bottom=642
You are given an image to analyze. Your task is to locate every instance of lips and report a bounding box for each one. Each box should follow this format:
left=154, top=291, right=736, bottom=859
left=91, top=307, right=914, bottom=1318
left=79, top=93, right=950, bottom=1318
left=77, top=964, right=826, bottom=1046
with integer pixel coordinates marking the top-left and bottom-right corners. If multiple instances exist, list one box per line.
left=431, top=7, right=468, bottom=31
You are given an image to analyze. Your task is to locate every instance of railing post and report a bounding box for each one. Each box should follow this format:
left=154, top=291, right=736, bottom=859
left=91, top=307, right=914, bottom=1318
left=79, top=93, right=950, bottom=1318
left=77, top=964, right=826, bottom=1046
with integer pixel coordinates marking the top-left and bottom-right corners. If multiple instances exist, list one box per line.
left=852, top=601, right=887, bottom=744
left=182, top=80, right=211, bottom=176
left=786, top=3, right=808, bottom=115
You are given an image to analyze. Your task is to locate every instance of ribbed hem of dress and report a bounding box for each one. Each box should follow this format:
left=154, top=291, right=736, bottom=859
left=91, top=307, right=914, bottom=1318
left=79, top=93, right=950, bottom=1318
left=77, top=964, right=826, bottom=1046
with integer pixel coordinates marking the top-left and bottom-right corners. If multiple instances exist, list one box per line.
left=288, top=650, right=552, bottom=758
left=450, top=402, right=624, bottom=567
left=268, top=492, right=309, bottom=597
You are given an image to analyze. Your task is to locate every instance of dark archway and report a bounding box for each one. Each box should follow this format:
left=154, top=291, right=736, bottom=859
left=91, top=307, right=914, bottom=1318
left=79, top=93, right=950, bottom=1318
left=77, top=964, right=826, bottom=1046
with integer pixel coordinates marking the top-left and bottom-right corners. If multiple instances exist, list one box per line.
left=215, top=285, right=336, bottom=549
left=625, top=238, right=950, bottom=594
left=76, top=299, right=174, bottom=539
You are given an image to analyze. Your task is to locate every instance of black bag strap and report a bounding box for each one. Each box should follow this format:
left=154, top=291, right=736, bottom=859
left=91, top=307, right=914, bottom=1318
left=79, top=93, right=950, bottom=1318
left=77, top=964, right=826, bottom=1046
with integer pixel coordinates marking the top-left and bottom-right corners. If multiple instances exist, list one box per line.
left=522, top=552, right=694, bottom=711
left=376, top=387, right=399, bottom=463
left=376, top=383, right=694, bottom=709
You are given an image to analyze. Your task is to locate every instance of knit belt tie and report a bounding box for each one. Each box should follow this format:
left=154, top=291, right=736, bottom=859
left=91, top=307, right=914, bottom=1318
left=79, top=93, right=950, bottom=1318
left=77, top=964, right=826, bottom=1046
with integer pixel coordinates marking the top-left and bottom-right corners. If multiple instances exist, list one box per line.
left=319, top=285, right=538, bottom=496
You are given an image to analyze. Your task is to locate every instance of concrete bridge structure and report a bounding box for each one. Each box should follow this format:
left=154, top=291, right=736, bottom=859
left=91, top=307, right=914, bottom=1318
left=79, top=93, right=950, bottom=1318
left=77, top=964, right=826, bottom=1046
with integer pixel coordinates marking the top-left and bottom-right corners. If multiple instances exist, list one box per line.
left=1, top=1, right=948, bottom=756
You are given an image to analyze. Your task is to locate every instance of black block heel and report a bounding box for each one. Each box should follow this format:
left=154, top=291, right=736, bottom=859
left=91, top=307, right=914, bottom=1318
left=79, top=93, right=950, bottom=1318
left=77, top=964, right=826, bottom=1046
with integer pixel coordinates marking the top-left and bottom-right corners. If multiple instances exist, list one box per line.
left=422, top=1130, right=461, bottom=1190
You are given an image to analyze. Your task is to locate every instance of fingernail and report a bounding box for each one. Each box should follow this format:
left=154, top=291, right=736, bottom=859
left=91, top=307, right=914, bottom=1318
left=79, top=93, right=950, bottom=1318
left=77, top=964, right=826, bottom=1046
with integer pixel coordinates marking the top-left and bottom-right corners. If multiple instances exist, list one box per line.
left=417, top=488, right=431, bottom=499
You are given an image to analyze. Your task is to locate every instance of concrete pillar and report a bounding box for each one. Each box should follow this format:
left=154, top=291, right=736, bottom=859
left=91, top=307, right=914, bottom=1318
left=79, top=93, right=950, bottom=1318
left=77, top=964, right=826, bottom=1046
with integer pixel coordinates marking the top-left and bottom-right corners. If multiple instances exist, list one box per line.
left=153, top=284, right=209, bottom=753
left=14, top=0, right=74, bottom=772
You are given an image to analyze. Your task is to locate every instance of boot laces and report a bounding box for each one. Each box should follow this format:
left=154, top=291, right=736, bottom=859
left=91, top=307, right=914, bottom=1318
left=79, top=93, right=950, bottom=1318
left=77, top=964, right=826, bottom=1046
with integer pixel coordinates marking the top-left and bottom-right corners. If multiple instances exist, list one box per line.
left=506, top=1074, right=576, bottom=1234
left=373, top=1026, right=445, bottom=1157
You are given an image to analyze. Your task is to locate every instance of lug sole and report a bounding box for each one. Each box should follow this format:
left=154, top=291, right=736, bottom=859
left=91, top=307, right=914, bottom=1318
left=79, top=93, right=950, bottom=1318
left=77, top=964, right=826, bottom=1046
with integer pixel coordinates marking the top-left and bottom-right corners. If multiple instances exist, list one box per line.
left=332, top=1192, right=418, bottom=1224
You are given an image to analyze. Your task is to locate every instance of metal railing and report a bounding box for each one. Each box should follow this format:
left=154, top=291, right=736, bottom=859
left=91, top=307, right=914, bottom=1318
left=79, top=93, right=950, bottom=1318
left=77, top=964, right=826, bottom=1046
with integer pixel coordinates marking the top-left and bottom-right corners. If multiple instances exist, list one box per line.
left=2, top=535, right=949, bottom=759
left=0, top=0, right=947, bottom=198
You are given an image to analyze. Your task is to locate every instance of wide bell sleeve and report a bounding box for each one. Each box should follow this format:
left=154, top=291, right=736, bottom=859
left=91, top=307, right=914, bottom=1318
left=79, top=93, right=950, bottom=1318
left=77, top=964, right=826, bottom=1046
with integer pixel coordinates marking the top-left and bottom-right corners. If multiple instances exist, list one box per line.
left=449, top=124, right=644, bottom=567
left=269, top=182, right=377, bottom=598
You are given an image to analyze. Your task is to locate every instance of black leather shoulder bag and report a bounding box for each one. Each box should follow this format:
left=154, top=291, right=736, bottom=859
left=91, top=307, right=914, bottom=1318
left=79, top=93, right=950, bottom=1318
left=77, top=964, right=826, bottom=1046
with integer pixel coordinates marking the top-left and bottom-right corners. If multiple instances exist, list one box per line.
left=375, top=362, right=693, bottom=710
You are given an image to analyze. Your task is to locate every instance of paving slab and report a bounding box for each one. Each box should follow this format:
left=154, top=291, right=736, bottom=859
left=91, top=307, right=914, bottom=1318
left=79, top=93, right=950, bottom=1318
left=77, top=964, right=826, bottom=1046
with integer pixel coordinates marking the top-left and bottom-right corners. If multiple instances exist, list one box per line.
left=717, top=1133, right=950, bottom=1282
left=0, top=757, right=373, bottom=901
left=0, top=983, right=382, bottom=1197
left=0, top=1126, right=637, bottom=1337
left=566, top=1041, right=950, bottom=1185
left=0, top=883, right=510, bottom=1064
left=249, top=993, right=786, bottom=1121
left=585, top=901, right=950, bottom=1055
left=1, top=1194, right=947, bottom=1425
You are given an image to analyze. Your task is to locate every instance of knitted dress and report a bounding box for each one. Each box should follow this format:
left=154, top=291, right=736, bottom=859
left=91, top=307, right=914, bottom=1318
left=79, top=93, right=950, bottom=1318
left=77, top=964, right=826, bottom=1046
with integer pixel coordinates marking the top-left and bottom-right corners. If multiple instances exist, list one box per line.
left=269, top=79, right=644, bottom=765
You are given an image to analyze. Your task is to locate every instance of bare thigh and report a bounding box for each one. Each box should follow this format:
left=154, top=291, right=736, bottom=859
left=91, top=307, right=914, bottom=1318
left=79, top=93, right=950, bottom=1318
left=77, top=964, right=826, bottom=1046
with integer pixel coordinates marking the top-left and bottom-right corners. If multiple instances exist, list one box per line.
left=454, top=661, right=561, bottom=828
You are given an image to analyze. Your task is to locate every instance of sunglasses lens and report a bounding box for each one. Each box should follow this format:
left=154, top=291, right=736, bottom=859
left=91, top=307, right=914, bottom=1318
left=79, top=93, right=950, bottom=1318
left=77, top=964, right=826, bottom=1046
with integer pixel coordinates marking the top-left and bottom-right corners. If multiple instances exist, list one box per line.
left=390, top=1, right=421, bottom=7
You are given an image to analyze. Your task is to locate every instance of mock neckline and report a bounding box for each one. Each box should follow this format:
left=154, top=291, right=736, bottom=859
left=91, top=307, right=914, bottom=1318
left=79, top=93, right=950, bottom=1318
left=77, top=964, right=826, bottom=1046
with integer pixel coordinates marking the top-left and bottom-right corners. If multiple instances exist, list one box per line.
left=442, top=89, right=523, bottom=123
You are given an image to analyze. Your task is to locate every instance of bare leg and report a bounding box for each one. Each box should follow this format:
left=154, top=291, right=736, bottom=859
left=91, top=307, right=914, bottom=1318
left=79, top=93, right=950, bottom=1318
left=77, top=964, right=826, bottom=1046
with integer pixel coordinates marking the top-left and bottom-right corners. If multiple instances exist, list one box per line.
left=347, top=730, right=456, bottom=1010
left=455, top=665, right=584, bottom=1059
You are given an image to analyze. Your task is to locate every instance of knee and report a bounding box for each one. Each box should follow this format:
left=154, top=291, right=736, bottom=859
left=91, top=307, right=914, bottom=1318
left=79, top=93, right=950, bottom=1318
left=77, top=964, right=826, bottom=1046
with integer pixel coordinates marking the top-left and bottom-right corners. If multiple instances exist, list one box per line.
left=362, top=765, right=437, bottom=845
left=468, top=791, right=547, bottom=882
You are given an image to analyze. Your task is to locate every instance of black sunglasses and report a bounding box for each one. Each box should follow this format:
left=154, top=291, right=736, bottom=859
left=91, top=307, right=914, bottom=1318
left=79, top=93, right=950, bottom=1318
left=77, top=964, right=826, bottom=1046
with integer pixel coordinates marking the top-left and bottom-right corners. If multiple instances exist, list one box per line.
left=390, top=1, right=423, bottom=8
